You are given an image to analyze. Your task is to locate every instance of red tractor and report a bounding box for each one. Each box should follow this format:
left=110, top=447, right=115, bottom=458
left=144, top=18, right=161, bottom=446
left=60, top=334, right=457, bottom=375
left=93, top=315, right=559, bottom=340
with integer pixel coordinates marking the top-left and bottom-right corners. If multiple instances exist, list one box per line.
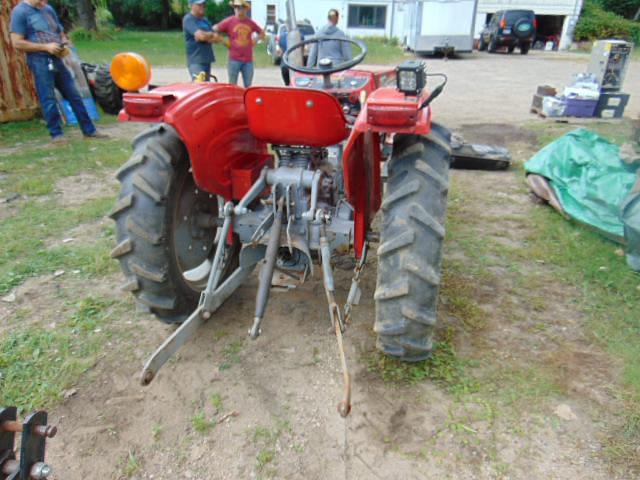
left=109, top=39, right=451, bottom=416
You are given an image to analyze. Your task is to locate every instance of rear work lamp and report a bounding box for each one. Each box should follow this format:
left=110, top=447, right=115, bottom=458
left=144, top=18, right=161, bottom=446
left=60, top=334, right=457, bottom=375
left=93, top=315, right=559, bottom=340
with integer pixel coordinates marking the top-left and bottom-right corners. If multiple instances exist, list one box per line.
left=396, top=60, right=426, bottom=96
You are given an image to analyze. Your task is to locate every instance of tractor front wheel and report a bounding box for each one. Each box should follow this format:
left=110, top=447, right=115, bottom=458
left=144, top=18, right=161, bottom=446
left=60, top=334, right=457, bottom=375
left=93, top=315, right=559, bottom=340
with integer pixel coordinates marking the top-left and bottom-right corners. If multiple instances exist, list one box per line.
left=374, top=126, right=451, bottom=361
left=110, top=125, right=238, bottom=323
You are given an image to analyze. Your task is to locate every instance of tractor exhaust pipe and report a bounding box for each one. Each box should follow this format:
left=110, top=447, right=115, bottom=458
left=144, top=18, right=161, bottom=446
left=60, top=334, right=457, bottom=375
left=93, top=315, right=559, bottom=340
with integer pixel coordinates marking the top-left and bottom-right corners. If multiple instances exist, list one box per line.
left=250, top=197, right=285, bottom=339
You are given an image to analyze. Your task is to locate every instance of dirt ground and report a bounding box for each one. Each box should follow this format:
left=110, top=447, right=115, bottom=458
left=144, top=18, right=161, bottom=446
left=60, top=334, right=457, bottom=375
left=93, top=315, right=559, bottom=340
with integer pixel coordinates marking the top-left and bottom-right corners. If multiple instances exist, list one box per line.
left=4, top=52, right=638, bottom=479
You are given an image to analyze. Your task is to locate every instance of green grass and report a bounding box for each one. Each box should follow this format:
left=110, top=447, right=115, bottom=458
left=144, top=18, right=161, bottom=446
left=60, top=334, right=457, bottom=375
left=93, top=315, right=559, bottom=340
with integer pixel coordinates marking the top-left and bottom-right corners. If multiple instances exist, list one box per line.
left=366, top=332, right=479, bottom=397
left=119, top=450, right=142, bottom=478
left=0, top=297, right=125, bottom=411
left=70, top=30, right=409, bottom=68
left=0, top=119, right=129, bottom=294
left=191, top=410, right=216, bottom=433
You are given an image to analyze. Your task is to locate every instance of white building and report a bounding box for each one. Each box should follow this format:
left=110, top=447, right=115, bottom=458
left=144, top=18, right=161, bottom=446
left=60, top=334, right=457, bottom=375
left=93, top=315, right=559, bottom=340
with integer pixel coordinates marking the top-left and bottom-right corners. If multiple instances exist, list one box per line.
left=250, top=0, right=583, bottom=50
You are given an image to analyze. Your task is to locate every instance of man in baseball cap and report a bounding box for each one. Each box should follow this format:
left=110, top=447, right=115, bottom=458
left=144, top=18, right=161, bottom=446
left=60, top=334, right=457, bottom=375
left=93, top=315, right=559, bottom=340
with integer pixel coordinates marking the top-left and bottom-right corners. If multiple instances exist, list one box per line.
left=214, top=0, right=264, bottom=87
left=183, top=0, right=221, bottom=81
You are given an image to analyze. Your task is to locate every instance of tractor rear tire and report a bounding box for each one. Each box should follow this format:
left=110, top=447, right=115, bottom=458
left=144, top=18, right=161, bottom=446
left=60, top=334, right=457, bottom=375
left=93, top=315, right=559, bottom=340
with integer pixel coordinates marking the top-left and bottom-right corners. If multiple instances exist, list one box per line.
left=374, top=125, right=451, bottom=361
left=94, top=63, right=123, bottom=115
left=110, top=124, right=238, bottom=324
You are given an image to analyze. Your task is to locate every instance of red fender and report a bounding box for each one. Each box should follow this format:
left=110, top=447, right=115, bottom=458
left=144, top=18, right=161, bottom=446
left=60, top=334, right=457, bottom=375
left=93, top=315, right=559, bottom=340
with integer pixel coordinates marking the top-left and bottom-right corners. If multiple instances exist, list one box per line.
left=119, top=83, right=271, bottom=200
left=343, top=87, right=432, bottom=258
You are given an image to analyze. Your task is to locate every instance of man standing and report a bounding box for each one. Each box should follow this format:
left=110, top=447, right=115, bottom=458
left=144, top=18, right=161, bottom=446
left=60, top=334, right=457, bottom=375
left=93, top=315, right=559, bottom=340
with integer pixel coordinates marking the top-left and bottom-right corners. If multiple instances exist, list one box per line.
left=183, top=0, right=219, bottom=81
left=214, top=0, right=264, bottom=87
left=307, top=9, right=352, bottom=67
left=10, top=0, right=106, bottom=144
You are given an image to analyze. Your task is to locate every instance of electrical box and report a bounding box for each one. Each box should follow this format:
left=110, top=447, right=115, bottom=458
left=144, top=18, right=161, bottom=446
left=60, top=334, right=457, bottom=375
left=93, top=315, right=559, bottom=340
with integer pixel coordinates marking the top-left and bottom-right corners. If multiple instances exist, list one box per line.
left=588, top=40, right=633, bottom=92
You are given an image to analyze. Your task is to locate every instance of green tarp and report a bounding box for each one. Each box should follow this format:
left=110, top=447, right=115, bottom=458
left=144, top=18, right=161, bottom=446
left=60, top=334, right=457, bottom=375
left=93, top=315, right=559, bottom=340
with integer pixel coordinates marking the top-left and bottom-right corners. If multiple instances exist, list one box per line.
left=524, top=129, right=640, bottom=270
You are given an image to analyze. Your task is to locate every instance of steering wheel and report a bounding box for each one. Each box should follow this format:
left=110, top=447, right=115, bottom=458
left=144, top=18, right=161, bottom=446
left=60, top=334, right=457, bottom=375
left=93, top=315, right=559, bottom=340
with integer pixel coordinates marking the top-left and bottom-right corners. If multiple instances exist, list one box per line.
left=281, top=37, right=367, bottom=87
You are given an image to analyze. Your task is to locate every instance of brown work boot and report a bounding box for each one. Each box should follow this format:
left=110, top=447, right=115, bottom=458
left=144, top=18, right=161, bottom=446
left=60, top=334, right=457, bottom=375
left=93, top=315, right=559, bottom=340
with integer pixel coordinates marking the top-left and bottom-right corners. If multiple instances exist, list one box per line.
left=51, top=136, right=69, bottom=146
left=84, top=131, right=111, bottom=140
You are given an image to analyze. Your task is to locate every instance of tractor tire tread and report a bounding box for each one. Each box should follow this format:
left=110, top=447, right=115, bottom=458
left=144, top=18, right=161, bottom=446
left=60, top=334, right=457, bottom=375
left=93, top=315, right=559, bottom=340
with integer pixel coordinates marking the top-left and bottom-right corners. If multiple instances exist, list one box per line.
left=111, top=125, right=199, bottom=323
left=375, top=126, right=451, bottom=361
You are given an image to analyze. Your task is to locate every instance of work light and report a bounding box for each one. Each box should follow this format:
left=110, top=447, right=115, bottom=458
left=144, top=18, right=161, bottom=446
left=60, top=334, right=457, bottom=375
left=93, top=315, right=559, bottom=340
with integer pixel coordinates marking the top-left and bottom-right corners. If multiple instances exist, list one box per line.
left=396, top=60, right=426, bottom=96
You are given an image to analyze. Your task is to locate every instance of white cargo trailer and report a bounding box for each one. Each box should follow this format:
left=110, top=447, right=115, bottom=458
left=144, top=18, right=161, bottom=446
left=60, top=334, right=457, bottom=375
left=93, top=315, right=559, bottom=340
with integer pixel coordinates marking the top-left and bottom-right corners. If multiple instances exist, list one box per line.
left=405, top=0, right=479, bottom=55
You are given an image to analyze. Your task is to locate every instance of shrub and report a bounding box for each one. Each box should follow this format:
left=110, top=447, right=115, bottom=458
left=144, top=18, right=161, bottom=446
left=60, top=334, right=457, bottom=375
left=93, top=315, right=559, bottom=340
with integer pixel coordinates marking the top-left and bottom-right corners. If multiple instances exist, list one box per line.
left=575, top=0, right=640, bottom=43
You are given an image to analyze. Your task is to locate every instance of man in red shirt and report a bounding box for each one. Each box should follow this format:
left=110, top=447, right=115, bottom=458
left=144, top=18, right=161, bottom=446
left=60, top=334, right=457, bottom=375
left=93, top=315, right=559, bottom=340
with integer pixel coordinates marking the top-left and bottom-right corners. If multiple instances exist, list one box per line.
left=214, top=0, right=264, bottom=87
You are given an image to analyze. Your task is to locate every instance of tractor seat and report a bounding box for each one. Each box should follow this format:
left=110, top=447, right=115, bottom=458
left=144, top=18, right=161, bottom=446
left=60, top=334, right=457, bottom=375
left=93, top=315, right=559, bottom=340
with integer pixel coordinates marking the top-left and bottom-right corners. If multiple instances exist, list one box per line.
left=244, top=87, right=349, bottom=147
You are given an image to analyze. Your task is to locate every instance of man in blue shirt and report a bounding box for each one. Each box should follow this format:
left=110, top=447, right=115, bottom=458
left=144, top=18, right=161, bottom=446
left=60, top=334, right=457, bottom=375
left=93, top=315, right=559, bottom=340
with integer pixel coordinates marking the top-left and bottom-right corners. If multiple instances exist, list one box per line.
left=183, top=0, right=219, bottom=81
left=10, top=0, right=106, bottom=144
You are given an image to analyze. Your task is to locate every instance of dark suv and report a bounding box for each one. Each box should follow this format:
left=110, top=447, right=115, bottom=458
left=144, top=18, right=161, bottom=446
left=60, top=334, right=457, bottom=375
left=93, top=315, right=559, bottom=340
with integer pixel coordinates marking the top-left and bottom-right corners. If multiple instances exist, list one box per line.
left=479, top=10, right=536, bottom=55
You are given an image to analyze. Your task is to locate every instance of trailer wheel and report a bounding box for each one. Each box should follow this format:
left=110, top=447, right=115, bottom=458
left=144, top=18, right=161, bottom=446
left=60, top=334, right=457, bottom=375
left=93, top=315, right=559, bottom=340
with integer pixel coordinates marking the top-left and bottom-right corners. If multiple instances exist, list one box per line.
left=520, top=43, right=531, bottom=55
left=94, top=63, right=124, bottom=115
left=110, top=124, right=239, bottom=323
left=374, top=125, right=451, bottom=361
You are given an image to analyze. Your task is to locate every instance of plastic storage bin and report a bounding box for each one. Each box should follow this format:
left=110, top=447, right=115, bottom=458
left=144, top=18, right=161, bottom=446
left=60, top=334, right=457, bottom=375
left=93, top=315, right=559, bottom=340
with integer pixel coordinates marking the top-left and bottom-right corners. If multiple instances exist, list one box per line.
left=564, top=98, right=597, bottom=118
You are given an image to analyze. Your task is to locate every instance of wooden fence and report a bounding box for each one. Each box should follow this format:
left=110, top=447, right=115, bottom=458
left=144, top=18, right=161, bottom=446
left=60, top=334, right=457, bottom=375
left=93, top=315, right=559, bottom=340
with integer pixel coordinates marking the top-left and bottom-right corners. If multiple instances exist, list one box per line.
left=0, top=0, right=39, bottom=123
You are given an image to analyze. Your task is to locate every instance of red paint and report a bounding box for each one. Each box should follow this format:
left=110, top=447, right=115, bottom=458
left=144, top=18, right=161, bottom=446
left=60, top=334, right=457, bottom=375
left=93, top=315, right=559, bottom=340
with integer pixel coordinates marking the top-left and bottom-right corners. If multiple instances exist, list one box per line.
left=343, top=87, right=432, bottom=257
left=119, top=83, right=271, bottom=200
left=120, top=92, right=176, bottom=120
left=244, top=87, right=349, bottom=147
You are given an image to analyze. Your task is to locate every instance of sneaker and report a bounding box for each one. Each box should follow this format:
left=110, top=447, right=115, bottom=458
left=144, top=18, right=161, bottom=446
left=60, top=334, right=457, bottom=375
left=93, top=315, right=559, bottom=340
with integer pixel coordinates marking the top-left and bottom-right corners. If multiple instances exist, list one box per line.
left=51, top=136, right=68, bottom=145
left=84, top=131, right=111, bottom=140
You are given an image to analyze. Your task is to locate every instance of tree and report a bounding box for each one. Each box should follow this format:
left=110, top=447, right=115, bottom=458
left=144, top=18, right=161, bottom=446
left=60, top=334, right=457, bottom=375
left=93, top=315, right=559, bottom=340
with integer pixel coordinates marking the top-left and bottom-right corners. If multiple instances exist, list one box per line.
left=600, top=0, right=640, bottom=19
left=160, top=0, right=170, bottom=29
left=76, top=0, right=97, bottom=30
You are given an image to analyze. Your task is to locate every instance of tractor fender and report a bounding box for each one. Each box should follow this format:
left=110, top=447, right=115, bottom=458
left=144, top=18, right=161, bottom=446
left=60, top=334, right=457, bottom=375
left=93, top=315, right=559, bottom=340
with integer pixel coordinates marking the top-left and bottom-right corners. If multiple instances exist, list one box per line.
left=119, top=83, right=271, bottom=200
left=343, top=88, right=434, bottom=258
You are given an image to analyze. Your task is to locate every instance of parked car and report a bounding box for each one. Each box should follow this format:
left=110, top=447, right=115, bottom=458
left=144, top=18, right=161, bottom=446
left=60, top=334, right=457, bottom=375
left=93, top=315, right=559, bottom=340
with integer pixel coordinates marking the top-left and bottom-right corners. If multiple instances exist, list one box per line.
left=267, top=21, right=315, bottom=65
left=479, top=10, right=536, bottom=55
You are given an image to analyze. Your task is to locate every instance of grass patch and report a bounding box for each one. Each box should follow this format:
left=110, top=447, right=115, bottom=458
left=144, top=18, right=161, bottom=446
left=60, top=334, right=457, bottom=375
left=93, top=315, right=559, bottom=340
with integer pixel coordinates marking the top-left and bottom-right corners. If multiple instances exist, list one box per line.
left=210, top=392, right=223, bottom=411
left=0, top=296, right=125, bottom=411
left=0, top=119, right=128, bottom=294
left=191, top=410, right=216, bottom=433
left=524, top=120, right=634, bottom=150
left=0, top=198, right=116, bottom=294
left=365, top=332, right=479, bottom=397
left=219, top=339, right=243, bottom=371
left=249, top=420, right=291, bottom=477
left=516, top=121, right=640, bottom=470
left=119, top=449, right=142, bottom=478
left=70, top=30, right=410, bottom=69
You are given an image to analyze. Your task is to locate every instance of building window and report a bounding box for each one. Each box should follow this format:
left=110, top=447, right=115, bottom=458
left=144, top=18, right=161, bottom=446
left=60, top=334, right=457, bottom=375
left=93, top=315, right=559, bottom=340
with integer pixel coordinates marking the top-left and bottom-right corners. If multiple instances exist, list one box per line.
left=266, top=4, right=276, bottom=26
left=348, top=5, right=386, bottom=29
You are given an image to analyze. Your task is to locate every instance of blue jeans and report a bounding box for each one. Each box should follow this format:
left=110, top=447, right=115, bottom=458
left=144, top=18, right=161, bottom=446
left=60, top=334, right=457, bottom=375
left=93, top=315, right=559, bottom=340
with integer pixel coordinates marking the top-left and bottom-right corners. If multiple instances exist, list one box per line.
left=28, top=55, right=96, bottom=138
left=188, top=63, right=211, bottom=81
left=227, top=60, right=254, bottom=87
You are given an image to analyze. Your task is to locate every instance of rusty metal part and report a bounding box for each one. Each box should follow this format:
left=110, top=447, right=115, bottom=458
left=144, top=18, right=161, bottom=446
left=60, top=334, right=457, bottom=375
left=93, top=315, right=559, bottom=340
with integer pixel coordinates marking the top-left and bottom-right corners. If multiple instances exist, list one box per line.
left=343, top=242, right=368, bottom=325
left=0, top=422, right=57, bottom=439
left=0, top=420, right=58, bottom=438
left=335, top=318, right=352, bottom=418
left=319, top=228, right=351, bottom=417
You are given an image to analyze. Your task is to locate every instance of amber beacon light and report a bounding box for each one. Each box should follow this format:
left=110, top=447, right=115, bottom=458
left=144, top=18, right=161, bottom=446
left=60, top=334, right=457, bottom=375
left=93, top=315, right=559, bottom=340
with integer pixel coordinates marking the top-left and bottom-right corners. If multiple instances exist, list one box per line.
left=110, top=52, right=152, bottom=91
